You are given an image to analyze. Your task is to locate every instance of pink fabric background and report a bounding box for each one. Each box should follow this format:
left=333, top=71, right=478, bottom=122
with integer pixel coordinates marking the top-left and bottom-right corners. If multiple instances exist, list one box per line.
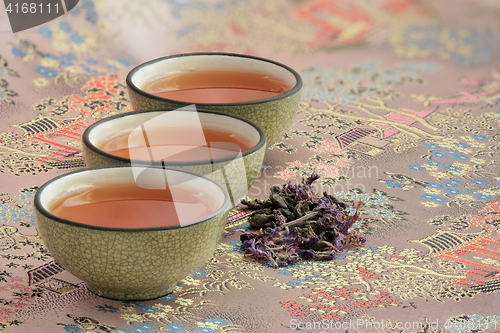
left=1, top=0, right=500, bottom=332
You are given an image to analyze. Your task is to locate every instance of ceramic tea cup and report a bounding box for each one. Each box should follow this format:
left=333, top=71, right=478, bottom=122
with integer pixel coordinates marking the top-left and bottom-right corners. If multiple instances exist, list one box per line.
left=34, top=166, right=230, bottom=300
left=82, top=108, right=266, bottom=204
left=126, top=52, right=302, bottom=147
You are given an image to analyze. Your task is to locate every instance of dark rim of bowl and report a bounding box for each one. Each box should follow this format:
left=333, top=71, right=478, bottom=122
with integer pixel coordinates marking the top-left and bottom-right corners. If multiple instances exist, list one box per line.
left=82, top=108, right=266, bottom=166
left=125, top=52, right=303, bottom=106
left=33, top=165, right=231, bottom=232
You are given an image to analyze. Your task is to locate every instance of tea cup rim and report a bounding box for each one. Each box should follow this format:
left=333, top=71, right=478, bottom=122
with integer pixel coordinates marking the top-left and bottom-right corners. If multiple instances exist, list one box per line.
left=125, top=52, right=303, bottom=106
left=34, top=165, right=231, bottom=232
left=82, top=108, right=266, bottom=167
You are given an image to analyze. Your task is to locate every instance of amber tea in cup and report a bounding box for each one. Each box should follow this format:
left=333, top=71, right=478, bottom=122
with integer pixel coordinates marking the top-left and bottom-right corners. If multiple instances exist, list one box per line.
left=98, top=123, right=254, bottom=162
left=50, top=180, right=220, bottom=229
left=142, top=69, right=291, bottom=103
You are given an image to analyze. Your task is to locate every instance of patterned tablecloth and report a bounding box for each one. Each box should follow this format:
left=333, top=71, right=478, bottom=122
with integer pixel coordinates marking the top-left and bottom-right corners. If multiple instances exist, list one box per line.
left=1, top=0, right=500, bottom=332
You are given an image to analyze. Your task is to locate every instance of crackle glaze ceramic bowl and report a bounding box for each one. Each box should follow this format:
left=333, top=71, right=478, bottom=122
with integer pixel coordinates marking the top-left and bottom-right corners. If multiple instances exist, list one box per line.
left=125, top=52, right=302, bottom=147
left=34, top=166, right=230, bottom=300
left=82, top=108, right=266, bottom=204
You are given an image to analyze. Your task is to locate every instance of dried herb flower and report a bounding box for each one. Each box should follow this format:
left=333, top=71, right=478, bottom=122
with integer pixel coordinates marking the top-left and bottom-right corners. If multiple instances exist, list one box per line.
left=240, top=172, right=366, bottom=267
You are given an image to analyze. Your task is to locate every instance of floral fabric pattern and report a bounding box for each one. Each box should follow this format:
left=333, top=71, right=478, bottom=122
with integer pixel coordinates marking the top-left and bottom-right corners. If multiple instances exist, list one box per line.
left=0, top=0, right=499, bottom=332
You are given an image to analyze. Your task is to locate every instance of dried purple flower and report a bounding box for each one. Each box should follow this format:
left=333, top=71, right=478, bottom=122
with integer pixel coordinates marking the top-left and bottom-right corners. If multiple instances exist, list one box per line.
left=296, top=249, right=316, bottom=260
left=301, top=234, right=320, bottom=247
left=305, top=171, right=320, bottom=187
left=316, top=196, right=332, bottom=209
left=334, top=237, right=345, bottom=250
left=274, top=209, right=287, bottom=226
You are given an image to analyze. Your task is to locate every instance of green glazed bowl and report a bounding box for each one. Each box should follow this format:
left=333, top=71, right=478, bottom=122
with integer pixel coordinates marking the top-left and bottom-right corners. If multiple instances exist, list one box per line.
left=34, top=166, right=230, bottom=300
left=125, top=52, right=302, bottom=147
left=82, top=108, right=266, bottom=205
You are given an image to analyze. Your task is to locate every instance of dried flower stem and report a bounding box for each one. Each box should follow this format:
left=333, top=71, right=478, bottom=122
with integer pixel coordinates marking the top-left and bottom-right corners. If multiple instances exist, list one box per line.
left=280, top=211, right=320, bottom=229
